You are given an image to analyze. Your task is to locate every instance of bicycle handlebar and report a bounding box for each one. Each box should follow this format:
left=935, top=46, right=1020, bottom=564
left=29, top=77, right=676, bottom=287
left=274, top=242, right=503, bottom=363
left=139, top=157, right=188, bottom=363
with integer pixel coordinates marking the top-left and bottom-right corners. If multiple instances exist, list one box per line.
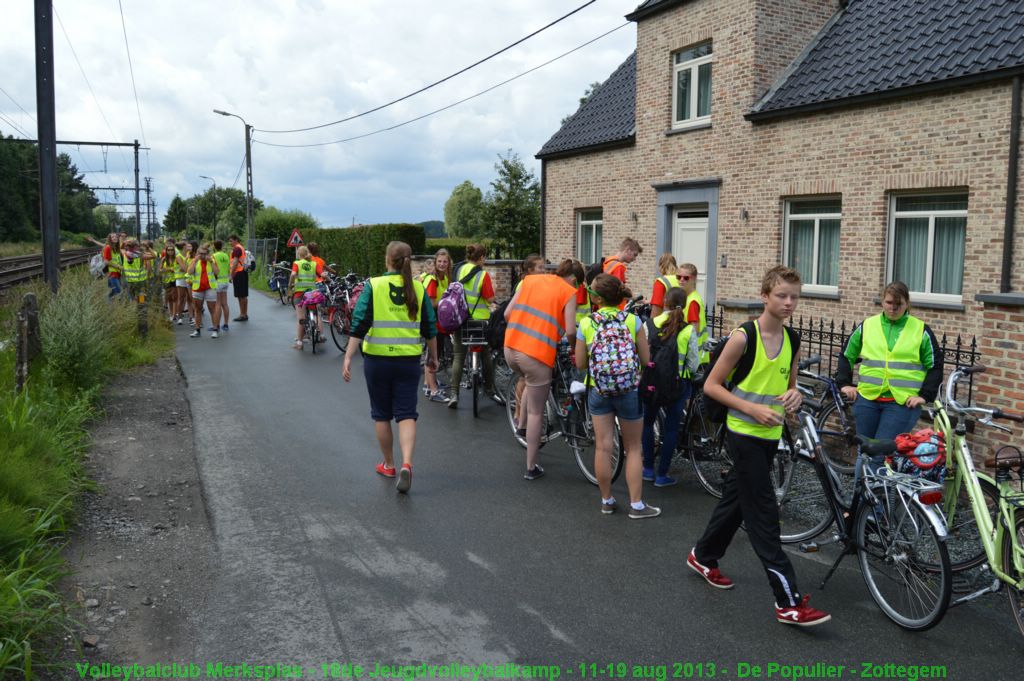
left=944, top=366, right=1019, bottom=430
left=797, top=355, right=821, bottom=371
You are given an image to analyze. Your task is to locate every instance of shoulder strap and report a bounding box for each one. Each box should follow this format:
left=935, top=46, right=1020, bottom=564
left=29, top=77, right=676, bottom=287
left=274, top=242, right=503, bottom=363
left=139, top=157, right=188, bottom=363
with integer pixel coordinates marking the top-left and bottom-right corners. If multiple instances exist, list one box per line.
left=459, top=265, right=482, bottom=285
left=731, top=320, right=758, bottom=385
left=784, top=325, right=801, bottom=358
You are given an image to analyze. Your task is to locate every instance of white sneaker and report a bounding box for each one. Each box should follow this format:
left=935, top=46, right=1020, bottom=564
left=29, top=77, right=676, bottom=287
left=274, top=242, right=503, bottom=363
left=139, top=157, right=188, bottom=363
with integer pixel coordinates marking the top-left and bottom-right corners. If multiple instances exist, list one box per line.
left=570, top=380, right=587, bottom=395
left=211, top=331, right=219, bottom=339
left=176, top=317, right=183, bottom=325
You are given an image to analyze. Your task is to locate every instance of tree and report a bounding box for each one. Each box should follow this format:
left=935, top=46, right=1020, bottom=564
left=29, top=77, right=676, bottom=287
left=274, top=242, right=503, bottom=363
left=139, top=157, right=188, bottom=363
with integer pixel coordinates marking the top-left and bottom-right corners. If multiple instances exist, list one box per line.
left=184, top=186, right=263, bottom=233
left=418, top=220, right=445, bottom=237
left=254, top=205, right=320, bottom=245
left=93, top=205, right=121, bottom=234
left=163, top=194, right=188, bottom=235
left=483, top=150, right=540, bottom=258
left=561, top=81, right=603, bottom=125
left=443, top=181, right=485, bottom=238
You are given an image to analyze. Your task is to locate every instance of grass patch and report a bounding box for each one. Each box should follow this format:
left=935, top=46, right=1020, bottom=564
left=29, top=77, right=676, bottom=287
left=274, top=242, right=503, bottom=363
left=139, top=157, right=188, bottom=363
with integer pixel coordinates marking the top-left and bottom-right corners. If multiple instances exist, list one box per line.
left=0, top=268, right=173, bottom=677
left=0, top=242, right=85, bottom=258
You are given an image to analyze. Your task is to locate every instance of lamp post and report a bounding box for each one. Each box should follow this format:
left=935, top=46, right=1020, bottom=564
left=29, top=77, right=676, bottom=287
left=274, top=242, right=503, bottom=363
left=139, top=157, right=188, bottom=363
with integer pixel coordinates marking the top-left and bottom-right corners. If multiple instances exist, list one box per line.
left=212, top=109, right=254, bottom=246
left=199, top=175, right=217, bottom=240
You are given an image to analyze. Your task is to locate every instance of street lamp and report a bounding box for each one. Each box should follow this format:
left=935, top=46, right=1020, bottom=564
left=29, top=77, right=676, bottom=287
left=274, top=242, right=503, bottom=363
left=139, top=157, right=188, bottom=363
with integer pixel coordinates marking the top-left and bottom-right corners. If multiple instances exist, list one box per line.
left=199, top=175, right=217, bottom=240
left=212, top=109, right=254, bottom=246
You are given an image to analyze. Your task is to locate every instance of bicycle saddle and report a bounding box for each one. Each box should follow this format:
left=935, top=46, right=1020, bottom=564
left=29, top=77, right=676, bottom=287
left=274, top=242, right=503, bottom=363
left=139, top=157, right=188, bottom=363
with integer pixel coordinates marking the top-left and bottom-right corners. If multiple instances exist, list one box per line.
left=985, top=446, right=1024, bottom=471
left=855, top=435, right=898, bottom=457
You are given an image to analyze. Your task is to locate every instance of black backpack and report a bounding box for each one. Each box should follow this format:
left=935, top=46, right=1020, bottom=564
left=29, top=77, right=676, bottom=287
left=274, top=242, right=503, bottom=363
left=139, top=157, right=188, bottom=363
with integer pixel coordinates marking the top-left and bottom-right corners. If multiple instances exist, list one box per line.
left=585, top=258, right=606, bottom=284
left=703, top=321, right=800, bottom=423
left=487, top=299, right=511, bottom=350
left=639, top=319, right=685, bottom=407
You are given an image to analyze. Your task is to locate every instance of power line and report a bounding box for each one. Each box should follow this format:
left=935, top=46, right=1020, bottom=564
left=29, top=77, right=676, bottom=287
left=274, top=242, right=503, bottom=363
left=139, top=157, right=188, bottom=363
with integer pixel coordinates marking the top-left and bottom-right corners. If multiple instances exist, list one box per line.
left=254, top=0, right=599, bottom=134
left=0, top=85, right=35, bottom=122
left=0, top=112, right=31, bottom=138
left=254, top=22, right=629, bottom=149
left=231, top=151, right=247, bottom=188
left=1, top=83, right=96, bottom=173
left=118, top=0, right=148, bottom=148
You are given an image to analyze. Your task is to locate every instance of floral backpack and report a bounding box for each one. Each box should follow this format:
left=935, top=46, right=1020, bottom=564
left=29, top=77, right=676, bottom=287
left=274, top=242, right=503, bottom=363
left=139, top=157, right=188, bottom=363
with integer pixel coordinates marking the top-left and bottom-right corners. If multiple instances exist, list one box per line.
left=587, top=310, right=640, bottom=397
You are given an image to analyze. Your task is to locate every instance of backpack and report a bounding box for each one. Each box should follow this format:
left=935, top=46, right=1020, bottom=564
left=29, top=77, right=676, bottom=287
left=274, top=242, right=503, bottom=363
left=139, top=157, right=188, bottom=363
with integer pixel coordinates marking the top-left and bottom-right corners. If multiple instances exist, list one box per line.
left=587, top=310, right=640, bottom=397
left=89, top=253, right=105, bottom=278
left=703, top=321, right=800, bottom=423
left=585, top=258, right=606, bottom=285
left=639, top=319, right=685, bottom=407
left=890, top=429, right=947, bottom=482
left=436, top=265, right=483, bottom=332
left=487, top=299, right=511, bottom=350
left=245, top=249, right=257, bottom=272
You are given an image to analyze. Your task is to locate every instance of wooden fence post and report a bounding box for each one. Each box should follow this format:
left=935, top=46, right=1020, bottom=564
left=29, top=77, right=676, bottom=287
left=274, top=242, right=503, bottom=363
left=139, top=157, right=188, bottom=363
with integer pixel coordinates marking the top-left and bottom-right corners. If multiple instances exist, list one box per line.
left=15, top=292, right=41, bottom=392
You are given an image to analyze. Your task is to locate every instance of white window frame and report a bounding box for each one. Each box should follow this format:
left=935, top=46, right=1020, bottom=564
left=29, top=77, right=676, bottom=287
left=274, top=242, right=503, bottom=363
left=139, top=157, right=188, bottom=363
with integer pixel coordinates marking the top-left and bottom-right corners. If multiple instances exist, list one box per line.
left=782, top=198, right=841, bottom=295
left=576, top=209, right=603, bottom=264
left=671, top=42, right=713, bottom=130
left=886, top=192, right=968, bottom=305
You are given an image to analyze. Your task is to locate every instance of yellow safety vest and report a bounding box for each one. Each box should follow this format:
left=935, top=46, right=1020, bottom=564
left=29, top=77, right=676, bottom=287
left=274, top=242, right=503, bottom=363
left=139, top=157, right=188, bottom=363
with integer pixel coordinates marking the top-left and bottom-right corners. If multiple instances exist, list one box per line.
left=191, top=260, right=219, bottom=291
left=726, top=321, right=792, bottom=441
left=686, top=290, right=709, bottom=364
left=362, top=274, right=425, bottom=357
left=421, top=273, right=448, bottom=303
left=293, top=259, right=318, bottom=292
left=656, top=274, right=680, bottom=296
left=456, top=263, right=489, bottom=321
left=122, top=255, right=147, bottom=283
left=161, top=257, right=177, bottom=283
left=652, top=312, right=695, bottom=379
left=857, top=314, right=926, bottom=406
left=212, top=251, right=230, bottom=284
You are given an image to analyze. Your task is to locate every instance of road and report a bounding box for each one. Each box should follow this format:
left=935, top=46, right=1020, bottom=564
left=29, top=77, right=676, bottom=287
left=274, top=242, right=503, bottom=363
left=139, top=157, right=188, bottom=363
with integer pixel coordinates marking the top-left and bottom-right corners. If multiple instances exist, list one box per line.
left=174, top=290, right=1022, bottom=679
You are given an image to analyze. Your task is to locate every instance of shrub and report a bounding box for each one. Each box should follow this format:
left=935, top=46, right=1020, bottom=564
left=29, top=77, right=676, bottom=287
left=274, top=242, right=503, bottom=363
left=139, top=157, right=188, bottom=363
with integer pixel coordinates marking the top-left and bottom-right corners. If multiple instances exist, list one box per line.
left=315, top=224, right=426, bottom=276
left=425, top=237, right=497, bottom=264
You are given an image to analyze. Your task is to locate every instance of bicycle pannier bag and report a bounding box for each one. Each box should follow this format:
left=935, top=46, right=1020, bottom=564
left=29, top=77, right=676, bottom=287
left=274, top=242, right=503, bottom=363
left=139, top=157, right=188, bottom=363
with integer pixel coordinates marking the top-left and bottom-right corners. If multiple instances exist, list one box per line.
left=588, top=310, right=640, bottom=397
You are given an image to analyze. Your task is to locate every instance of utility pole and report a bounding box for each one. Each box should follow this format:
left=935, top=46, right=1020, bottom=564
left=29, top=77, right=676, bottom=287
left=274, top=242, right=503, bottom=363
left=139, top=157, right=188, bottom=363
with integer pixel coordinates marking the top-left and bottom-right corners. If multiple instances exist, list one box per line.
left=245, top=123, right=254, bottom=245
left=133, top=140, right=141, bottom=240
left=144, top=177, right=152, bottom=239
left=34, top=0, right=59, bottom=292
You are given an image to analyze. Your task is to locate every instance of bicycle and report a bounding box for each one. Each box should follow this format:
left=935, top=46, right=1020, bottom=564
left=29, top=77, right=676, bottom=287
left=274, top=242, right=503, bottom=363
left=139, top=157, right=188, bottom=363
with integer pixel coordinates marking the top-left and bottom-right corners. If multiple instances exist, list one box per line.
left=267, top=261, right=292, bottom=306
left=502, top=339, right=623, bottom=486
left=461, top=319, right=491, bottom=417
left=781, top=404, right=952, bottom=630
left=797, top=363, right=858, bottom=475
left=297, top=288, right=326, bottom=354
left=931, top=365, right=1024, bottom=636
left=327, top=273, right=364, bottom=352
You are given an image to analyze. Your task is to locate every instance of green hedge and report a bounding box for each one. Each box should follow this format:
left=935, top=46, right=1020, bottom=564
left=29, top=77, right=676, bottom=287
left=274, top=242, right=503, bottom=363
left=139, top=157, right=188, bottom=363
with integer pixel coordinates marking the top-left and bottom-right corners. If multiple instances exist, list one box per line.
left=424, top=237, right=497, bottom=263
left=277, top=224, right=425, bottom=276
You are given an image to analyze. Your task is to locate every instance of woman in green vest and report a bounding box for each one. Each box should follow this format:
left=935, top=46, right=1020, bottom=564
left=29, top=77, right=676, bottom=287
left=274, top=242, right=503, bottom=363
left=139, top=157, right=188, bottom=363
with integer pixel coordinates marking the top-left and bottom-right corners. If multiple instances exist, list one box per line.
left=160, top=242, right=180, bottom=322
left=679, top=262, right=709, bottom=364
left=342, top=241, right=438, bottom=494
left=649, top=252, right=679, bottom=317
left=421, top=248, right=452, bottom=402
left=447, top=243, right=497, bottom=409
left=837, top=281, right=943, bottom=441
left=288, top=245, right=323, bottom=349
left=211, top=240, right=232, bottom=332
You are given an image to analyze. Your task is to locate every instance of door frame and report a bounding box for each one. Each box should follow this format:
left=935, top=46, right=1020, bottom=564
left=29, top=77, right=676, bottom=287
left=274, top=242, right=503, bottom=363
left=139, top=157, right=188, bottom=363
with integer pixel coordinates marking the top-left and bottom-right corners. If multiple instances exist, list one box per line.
left=652, top=178, right=720, bottom=307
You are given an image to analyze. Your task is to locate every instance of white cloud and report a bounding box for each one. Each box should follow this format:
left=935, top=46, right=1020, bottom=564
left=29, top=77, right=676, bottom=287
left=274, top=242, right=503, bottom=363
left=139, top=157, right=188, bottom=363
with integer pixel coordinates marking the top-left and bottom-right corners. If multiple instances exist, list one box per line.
left=2, top=0, right=637, bottom=226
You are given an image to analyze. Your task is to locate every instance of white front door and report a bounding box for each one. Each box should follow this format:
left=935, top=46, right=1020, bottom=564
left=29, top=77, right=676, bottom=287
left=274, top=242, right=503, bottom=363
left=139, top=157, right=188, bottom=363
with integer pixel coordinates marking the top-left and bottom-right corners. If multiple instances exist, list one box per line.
left=672, top=208, right=710, bottom=300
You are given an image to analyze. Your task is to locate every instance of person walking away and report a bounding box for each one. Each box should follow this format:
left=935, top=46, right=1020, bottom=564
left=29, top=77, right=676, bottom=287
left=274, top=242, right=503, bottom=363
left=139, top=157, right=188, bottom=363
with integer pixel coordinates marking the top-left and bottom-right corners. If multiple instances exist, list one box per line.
left=228, top=235, right=249, bottom=322
left=212, top=240, right=232, bottom=332
left=641, top=287, right=699, bottom=487
left=342, top=241, right=438, bottom=494
left=448, top=243, right=498, bottom=409
left=836, top=281, right=942, bottom=448
left=288, top=246, right=323, bottom=349
left=186, top=245, right=220, bottom=338
left=601, top=237, right=643, bottom=310
left=649, top=253, right=680, bottom=317
left=504, top=260, right=578, bottom=480
left=688, top=265, right=830, bottom=627
left=575, top=274, right=658, bottom=518
left=421, top=248, right=452, bottom=402
left=679, top=262, right=709, bottom=364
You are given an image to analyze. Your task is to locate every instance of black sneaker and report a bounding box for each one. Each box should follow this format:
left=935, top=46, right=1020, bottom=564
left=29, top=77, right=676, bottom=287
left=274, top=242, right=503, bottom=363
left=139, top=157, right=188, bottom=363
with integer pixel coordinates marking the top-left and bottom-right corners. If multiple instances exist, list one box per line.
left=233, top=315, right=249, bottom=322
left=523, top=465, right=545, bottom=481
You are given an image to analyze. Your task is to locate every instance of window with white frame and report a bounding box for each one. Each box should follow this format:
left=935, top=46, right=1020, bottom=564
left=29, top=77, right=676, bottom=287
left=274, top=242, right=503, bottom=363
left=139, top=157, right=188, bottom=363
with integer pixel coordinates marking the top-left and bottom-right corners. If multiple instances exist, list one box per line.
left=887, top=193, right=967, bottom=302
left=672, top=42, right=712, bottom=129
left=577, top=209, right=603, bottom=264
left=784, top=198, right=841, bottom=292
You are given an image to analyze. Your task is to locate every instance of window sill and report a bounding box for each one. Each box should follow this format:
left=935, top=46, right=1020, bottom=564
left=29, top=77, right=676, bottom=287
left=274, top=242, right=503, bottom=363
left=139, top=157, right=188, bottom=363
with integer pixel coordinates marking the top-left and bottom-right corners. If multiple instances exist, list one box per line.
left=872, top=297, right=966, bottom=312
left=718, top=298, right=764, bottom=310
left=665, top=121, right=712, bottom=137
left=975, top=292, right=1024, bottom=307
left=800, top=290, right=840, bottom=301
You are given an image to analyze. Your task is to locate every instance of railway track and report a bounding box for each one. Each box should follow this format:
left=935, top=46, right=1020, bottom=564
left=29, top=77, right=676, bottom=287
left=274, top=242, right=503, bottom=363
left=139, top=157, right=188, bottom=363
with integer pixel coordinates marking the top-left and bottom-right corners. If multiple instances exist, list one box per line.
left=0, top=248, right=98, bottom=290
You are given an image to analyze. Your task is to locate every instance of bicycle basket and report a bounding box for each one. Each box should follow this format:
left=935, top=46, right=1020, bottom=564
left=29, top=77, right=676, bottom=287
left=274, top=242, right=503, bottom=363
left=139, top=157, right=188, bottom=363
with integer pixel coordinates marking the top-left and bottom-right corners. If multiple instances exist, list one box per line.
left=462, top=319, right=489, bottom=346
left=301, top=290, right=326, bottom=307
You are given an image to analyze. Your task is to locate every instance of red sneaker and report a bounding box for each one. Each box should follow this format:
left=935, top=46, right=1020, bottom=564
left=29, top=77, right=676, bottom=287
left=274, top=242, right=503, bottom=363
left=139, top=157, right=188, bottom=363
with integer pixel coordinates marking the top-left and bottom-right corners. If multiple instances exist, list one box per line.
left=687, top=548, right=734, bottom=590
left=775, top=595, right=831, bottom=627
left=375, top=462, right=397, bottom=478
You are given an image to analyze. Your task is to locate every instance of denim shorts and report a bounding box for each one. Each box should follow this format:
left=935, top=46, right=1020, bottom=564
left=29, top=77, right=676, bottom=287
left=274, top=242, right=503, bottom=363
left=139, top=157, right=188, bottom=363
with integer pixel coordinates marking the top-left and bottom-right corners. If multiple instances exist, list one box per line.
left=587, top=388, right=643, bottom=421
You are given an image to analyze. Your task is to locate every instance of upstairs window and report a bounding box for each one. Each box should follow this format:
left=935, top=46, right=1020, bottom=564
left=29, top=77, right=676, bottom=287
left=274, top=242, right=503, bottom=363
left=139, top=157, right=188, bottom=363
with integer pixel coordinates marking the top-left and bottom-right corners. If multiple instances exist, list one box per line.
left=577, top=209, right=603, bottom=264
left=784, top=198, right=841, bottom=293
left=672, top=42, right=712, bottom=130
left=887, top=192, right=967, bottom=303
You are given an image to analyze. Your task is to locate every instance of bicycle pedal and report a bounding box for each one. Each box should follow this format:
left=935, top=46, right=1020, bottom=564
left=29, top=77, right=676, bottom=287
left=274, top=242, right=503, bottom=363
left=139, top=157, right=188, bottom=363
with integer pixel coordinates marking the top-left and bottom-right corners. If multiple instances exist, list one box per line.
left=799, top=541, right=819, bottom=553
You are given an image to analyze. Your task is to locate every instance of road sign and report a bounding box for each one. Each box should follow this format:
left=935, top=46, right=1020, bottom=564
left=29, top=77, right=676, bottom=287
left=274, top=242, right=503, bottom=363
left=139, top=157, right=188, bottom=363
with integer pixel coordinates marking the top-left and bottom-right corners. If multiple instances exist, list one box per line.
left=287, top=229, right=304, bottom=247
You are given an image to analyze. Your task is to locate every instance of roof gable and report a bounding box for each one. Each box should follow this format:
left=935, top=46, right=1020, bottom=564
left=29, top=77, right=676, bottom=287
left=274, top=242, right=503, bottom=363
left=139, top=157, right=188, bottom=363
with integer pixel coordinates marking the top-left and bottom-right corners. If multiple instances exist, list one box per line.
left=750, top=0, right=1024, bottom=120
left=536, top=51, right=636, bottom=159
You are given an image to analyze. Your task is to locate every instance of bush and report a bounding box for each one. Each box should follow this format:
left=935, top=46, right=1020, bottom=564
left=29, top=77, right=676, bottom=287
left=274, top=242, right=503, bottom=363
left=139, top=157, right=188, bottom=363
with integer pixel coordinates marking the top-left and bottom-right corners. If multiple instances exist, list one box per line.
left=425, top=237, right=497, bottom=264
left=254, top=206, right=319, bottom=245
left=315, top=224, right=426, bottom=276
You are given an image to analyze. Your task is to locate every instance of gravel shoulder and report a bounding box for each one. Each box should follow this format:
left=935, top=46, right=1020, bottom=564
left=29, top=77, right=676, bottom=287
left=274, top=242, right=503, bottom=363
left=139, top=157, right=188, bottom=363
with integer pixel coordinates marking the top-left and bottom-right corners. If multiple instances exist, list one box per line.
left=42, top=355, right=214, bottom=677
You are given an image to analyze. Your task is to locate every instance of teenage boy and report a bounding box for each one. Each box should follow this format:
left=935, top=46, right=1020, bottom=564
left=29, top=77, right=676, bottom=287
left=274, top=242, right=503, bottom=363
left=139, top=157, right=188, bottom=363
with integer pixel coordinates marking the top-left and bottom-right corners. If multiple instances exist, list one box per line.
left=602, top=237, right=642, bottom=310
left=678, top=263, right=709, bottom=364
left=687, top=265, right=831, bottom=627
left=228, top=235, right=249, bottom=322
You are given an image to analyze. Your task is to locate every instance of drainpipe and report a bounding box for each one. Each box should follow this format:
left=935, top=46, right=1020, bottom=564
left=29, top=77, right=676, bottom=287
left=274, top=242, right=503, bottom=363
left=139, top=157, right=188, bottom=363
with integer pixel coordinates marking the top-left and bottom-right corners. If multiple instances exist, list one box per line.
left=539, top=159, right=547, bottom=260
left=1002, top=76, right=1022, bottom=293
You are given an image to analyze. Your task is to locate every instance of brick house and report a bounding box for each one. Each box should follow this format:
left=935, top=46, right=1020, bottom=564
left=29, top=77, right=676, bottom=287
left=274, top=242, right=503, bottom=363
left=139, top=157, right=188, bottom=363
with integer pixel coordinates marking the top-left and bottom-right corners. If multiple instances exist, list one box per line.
left=537, top=0, right=1024, bottom=427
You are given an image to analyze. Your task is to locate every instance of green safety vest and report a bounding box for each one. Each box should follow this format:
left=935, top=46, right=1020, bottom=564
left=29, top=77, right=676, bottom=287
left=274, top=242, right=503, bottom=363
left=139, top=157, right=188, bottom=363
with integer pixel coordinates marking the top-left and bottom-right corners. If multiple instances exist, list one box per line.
left=686, top=289, right=709, bottom=364
left=421, top=273, right=448, bottom=303
left=173, top=250, right=186, bottom=278
left=191, top=260, right=219, bottom=291
left=656, top=274, right=680, bottom=295
left=107, top=251, right=122, bottom=275
left=161, top=257, right=177, bottom=283
left=726, top=321, right=792, bottom=441
left=456, top=263, right=489, bottom=321
left=575, top=287, right=591, bottom=324
left=293, top=259, right=318, bottom=292
left=122, top=254, right=147, bottom=283
left=856, top=314, right=926, bottom=406
left=212, top=251, right=230, bottom=284
left=362, top=274, right=425, bottom=357
left=652, top=312, right=695, bottom=379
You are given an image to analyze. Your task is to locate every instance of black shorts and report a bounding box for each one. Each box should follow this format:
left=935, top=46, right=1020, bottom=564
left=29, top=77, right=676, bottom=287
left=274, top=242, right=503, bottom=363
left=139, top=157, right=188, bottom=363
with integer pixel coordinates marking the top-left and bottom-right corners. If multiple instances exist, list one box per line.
left=363, top=355, right=421, bottom=422
left=233, top=271, right=249, bottom=298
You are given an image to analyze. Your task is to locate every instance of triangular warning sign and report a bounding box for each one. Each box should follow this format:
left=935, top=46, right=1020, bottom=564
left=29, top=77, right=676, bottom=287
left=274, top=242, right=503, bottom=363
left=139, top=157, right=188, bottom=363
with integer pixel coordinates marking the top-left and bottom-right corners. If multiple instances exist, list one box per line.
left=287, top=229, right=304, bottom=247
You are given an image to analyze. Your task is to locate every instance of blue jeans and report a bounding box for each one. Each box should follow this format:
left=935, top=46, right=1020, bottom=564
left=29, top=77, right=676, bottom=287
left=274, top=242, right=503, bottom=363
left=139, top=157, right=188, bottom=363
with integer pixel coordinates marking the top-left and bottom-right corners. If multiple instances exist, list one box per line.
left=852, top=395, right=922, bottom=441
left=641, top=382, right=692, bottom=477
left=587, top=388, right=643, bottom=420
left=107, top=276, right=122, bottom=299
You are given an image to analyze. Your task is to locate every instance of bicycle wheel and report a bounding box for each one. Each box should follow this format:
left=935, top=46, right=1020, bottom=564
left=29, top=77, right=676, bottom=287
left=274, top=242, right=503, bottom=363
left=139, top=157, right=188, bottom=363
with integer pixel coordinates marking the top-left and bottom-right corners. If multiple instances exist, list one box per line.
left=504, top=376, right=526, bottom=448
left=1003, top=513, right=1024, bottom=639
left=276, top=281, right=288, bottom=306
left=775, top=439, right=834, bottom=544
left=816, top=401, right=856, bottom=475
left=684, top=397, right=730, bottom=498
left=857, top=498, right=951, bottom=631
left=569, top=406, right=623, bottom=486
left=308, top=309, right=319, bottom=354
left=492, top=350, right=514, bottom=402
left=471, top=357, right=480, bottom=418
left=944, top=474, right=1000, bottom=572
left=330, top=309, right=349, bottom=352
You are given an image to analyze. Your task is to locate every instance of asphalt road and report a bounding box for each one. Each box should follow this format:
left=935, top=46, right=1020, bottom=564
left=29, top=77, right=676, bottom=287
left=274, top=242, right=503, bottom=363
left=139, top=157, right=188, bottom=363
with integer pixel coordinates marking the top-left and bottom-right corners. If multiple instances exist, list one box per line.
left=175, top=290, right=1022, bottom=679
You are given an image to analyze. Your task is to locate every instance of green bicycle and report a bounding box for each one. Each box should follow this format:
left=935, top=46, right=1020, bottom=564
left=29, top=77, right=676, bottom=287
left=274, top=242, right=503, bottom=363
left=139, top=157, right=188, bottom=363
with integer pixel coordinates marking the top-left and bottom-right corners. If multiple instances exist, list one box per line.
left=933, top=365, right=1024, bottom=637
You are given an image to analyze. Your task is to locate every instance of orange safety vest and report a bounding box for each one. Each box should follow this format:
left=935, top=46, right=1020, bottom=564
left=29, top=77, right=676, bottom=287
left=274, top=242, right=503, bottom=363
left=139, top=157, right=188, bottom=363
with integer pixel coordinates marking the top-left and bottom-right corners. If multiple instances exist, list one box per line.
left=231, top=243, right=244, bottom=274
left=504, top=274, right=577, bottom=367
left=602, top=257, right=626, bottom=309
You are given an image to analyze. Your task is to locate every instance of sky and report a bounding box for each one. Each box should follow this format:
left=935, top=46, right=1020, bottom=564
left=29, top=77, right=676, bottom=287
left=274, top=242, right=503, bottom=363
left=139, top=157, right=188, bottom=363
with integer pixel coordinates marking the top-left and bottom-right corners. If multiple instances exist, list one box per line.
left=1, top=0, right=639, bottom=228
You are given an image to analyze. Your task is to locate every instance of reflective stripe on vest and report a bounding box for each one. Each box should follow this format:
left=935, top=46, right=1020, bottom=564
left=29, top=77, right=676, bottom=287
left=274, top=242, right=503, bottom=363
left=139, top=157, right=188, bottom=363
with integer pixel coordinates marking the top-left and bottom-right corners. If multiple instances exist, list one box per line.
left=505, top=274, right=576, bottom=367
left=362, top=274, right=425, bottom=357
left=457, top=263, right=488, bottom=320
left=212, top=251, right=230, bottom=284
left=656, top=275, right=679, bottom=296
left=726, top=321, right=792, bottom=441
left=108, top=252, right=123, bottom=274
left=422, top=274, right=448, bottom=302
left=191, top=260, right=218, bottom=291
left=162, top=258, right=177, bottom=283
left=856, top=314, right=926, bottom=406
left=122, top=255, right=147, bottom=283
left=686, top=290, right=709, bottom=364
left=293, top=259, right=318, bottom=292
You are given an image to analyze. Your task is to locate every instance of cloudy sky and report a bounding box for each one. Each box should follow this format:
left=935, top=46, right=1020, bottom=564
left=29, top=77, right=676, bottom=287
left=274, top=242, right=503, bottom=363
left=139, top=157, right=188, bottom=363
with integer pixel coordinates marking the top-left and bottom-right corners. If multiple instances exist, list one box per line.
left=2, top=0, right=639, bottom=228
